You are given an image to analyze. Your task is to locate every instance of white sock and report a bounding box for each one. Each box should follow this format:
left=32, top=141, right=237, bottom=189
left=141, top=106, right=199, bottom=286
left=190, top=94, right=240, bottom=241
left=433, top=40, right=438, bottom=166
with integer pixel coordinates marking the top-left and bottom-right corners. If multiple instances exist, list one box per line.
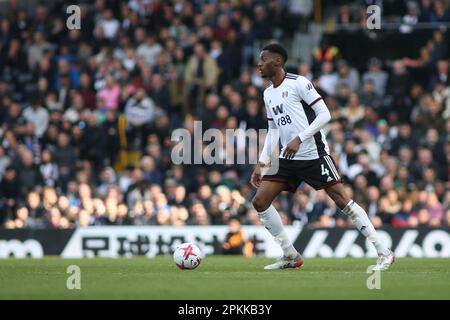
left=257, top=205, right=299, bottom=258
left=342, top=200, right=390, bottom=256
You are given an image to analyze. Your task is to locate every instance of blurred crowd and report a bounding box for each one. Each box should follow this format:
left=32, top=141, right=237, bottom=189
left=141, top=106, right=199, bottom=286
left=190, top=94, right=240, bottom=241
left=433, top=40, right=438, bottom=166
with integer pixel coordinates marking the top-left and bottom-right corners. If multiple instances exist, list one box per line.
left=0, top=0, right=449, bottom=230
left=334, top=0, right=450, bottom=32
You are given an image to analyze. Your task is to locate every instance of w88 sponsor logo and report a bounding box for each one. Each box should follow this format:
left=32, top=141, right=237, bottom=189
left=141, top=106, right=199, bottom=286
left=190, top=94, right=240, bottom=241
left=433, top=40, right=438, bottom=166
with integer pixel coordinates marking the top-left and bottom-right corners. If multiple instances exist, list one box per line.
left=276, top=115, right=292, bottom=126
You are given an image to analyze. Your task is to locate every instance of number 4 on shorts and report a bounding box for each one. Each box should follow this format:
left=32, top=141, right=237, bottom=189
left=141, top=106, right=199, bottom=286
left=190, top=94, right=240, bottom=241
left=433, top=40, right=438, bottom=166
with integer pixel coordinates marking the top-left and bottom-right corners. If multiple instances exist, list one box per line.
left=321, top=164, right=330, bottom=176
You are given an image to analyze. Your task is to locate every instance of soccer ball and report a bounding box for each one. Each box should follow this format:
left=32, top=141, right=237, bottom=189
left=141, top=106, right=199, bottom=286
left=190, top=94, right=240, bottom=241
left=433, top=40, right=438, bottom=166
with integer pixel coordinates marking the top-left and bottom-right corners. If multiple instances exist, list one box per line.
left=173, top=243, right=202, bottom=270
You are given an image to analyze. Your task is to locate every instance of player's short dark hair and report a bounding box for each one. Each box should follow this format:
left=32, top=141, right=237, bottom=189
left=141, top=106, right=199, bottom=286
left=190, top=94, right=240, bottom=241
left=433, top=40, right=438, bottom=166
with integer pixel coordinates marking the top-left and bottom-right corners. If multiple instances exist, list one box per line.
left=262, top=43, right=288, bottom=63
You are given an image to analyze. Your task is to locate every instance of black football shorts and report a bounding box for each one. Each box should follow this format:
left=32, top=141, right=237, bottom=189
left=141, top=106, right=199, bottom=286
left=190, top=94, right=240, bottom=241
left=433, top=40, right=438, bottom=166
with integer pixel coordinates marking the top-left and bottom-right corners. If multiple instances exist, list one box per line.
left=261, top=155, right=343, bottom=192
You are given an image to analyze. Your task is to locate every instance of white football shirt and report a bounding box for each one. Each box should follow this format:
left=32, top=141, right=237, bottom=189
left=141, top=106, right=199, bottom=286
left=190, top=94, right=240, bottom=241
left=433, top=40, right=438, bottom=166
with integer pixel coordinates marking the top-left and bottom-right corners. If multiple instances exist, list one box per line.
left=263, top=73, right=330, bottom=160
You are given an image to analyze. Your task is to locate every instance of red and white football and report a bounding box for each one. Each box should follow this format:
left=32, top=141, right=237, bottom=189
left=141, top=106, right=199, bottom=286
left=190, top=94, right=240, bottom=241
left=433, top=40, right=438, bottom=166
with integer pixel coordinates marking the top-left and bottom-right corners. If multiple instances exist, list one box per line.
left=173, top=243, right=203, bottom=270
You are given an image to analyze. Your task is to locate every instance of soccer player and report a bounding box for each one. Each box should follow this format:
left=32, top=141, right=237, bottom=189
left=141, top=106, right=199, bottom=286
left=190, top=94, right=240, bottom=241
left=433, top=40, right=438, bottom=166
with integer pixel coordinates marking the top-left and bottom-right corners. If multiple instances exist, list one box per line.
left=251, top=44, right=395, bottom=271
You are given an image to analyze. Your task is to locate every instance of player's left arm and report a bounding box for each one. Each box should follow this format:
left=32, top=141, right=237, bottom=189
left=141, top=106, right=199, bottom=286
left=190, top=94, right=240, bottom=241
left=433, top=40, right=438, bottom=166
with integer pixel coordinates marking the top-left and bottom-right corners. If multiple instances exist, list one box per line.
left=283, top=77, right=331, bottom=159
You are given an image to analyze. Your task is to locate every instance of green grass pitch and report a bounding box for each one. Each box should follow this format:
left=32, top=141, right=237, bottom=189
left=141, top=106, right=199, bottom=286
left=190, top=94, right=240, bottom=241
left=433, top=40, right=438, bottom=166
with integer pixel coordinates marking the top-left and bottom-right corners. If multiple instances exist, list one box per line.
left=0, top=257, right=449, bottom=299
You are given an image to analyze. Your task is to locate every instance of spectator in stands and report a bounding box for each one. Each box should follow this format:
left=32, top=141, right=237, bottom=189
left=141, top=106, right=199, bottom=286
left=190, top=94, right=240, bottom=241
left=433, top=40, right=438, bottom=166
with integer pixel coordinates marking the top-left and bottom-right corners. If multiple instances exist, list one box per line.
left=39, top=149, right=58, bottom=188
left=362, top=58, right=389, bottom=96
left=222, top=217, right=247, bottom=255
left=336, top=59, right=360, bottom=93
left=360, top=78, right=382, bottom=110
left=124, top=87, right=157, bottom=150
left=27, top=31, right=52, bottom=71
left=16, top=147, right=43, bottom=196
left=95, top=9, right=120, bottom=41
left=313, top=38, right=340, bottom=72
left=185, top=42, right=219, bottom=115
left=23, top=98, right=48, bottom=138
left=419, top=0, right=434, bottom=22
left=340, top=93, right=365, bottom=126
left=400, top=1, right=420, bottom=33
left=0, top=166, right=20, bottom=223
left=0, top=146, right=11, bottom=181
left=430, top=0, right=450, bottom=23
left=97, top=74, right=120, bottom=111
left=319, top=61, right=339, bottom=96
left=14, top=205, right=37, bottom=229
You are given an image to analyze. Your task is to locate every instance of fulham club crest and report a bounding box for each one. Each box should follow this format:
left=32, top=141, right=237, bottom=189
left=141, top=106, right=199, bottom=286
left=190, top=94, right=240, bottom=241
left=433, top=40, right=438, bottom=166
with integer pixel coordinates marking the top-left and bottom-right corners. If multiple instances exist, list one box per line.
left=282, top=91, right=288, bottom=98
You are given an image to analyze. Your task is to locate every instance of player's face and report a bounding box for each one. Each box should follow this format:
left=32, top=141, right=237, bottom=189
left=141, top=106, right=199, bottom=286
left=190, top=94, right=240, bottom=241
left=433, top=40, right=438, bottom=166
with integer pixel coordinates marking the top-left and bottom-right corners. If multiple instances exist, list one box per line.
left=257, top=51, right=277, bottom=78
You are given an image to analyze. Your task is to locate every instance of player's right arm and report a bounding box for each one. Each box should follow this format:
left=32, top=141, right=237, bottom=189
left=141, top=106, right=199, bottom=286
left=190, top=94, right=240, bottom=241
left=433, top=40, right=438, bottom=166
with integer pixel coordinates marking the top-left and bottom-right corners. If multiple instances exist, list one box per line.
left=251, top=96, right=278, bottom=188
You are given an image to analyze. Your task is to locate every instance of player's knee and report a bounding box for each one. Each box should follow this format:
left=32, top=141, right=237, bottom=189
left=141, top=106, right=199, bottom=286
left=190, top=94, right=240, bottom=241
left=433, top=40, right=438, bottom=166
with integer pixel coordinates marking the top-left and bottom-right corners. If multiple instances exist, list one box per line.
left=252, top=196, right=270, bottom=212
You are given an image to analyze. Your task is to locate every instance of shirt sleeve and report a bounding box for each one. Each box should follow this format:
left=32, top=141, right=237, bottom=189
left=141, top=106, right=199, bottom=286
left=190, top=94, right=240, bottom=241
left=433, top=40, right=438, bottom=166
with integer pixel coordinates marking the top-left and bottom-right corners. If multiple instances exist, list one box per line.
left=296, top=76, right=323, bottom=107
left=259, top=94, right=278, bottom=164
left=263, top=94, right=275, bottom=122
left=258, top=120, right=278, bottom=165
left=298, top=99, right=331, bottom=142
